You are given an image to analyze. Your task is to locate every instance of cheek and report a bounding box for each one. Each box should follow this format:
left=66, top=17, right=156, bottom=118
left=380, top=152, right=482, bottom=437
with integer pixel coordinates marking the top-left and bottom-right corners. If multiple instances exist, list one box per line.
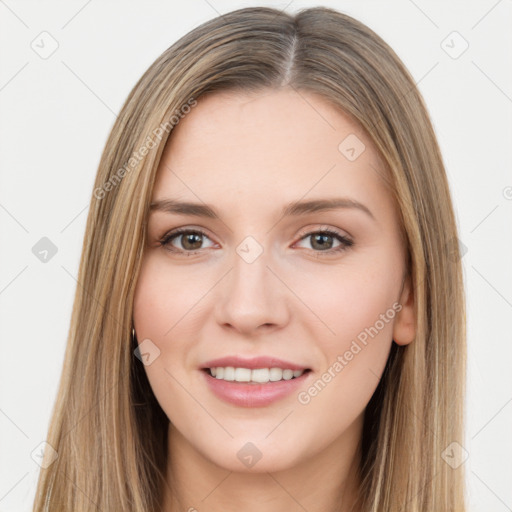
left=330, top=284, right=396, bottom=355
left=132, top=257, right=202, bottom=421
left=296, top=262, right=400, bottom=349
left=291, top=261, right=399, bottom=404
left=132, top=257, right=196, bottom=397
left=292, top=264, right=399, bottom=419
left=133, top=255, right=208, bottom=342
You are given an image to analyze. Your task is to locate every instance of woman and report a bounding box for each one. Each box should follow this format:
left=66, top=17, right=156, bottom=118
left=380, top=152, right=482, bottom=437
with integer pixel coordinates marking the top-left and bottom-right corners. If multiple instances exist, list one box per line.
left=33, top=6, right=466, bottom=511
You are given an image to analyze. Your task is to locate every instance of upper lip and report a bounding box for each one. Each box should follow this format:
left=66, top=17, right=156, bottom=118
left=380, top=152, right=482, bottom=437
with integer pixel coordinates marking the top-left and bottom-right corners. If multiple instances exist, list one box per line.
left=201, top=356, right=309, bottom=371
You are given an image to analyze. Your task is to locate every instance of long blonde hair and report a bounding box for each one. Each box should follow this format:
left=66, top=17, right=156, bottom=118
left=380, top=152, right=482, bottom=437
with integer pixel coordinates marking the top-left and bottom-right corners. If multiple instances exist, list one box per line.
left=33, top=6, right=466, bottom=511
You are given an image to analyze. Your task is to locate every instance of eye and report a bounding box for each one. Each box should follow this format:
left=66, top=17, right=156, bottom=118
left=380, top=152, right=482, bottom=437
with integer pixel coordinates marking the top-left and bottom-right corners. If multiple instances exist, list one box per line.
left=294, top=228, right=353, bottom=255
left=159, top=228, right=215, bottom=255
left=158, top=226, right=353, bottom=257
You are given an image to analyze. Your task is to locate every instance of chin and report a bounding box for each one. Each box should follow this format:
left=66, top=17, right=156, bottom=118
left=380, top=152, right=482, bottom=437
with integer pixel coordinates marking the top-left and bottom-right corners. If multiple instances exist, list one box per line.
left=200, top=436, right=305, bottom=474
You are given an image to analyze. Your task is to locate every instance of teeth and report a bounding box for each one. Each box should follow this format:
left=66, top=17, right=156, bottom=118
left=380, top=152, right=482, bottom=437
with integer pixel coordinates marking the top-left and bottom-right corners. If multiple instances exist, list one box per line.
left=283, top=369, right=294, bottom=380
left=210, top=367, right=305, bottom=383
left=251, top=368, right=269, bottom=383
left=269, top=368, right=282, bottom=381
left=234, top=367, right=251, bottom=382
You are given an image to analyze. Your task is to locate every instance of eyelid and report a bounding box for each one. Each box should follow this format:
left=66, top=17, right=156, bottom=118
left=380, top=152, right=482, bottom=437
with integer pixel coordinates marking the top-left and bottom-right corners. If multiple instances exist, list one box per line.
left=295, top=224, right=351, bottom=241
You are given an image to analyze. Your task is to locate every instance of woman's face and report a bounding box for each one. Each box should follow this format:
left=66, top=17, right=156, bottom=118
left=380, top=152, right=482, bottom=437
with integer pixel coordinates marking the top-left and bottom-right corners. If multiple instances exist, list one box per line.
left=133, top=87, right=415, bottom=473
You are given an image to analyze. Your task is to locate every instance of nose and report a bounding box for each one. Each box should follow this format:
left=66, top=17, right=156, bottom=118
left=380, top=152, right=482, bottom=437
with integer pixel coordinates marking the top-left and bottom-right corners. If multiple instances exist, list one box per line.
left=214, top=243, right=290, bottom=336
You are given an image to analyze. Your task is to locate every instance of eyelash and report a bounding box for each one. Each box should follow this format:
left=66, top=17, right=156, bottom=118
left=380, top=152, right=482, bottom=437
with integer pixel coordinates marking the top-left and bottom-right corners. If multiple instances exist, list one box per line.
left=158, top=227, right=354, bottom=257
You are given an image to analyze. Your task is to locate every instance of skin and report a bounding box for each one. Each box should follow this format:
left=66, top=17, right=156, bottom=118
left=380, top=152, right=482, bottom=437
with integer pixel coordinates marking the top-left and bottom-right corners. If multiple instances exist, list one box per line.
left=132, top=87, right=416, bottom=512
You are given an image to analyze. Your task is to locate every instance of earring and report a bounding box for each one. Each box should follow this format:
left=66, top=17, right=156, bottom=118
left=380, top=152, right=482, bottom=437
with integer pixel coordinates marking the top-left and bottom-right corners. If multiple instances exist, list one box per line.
left=132, top=327, right=136, bottom=340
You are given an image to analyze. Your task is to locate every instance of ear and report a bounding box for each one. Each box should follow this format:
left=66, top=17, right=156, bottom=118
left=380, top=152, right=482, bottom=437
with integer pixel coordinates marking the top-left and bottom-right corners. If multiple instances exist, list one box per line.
left=392, top=274, right=416, bottom=346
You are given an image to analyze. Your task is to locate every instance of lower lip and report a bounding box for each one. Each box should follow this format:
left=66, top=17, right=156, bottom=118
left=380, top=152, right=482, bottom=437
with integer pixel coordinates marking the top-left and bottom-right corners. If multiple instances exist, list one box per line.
left=201, top=370, right=310, bottom=408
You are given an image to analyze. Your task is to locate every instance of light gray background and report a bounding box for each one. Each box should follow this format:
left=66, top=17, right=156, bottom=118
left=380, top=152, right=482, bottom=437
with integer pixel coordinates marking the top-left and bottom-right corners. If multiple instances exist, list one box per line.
left=1, top=1, right=511, bottom=510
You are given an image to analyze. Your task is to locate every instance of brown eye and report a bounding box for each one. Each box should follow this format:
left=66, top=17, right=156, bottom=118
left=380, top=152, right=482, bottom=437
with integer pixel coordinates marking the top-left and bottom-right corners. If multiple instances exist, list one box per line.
left=177, top=232, right=203, bottom=251
left=159, top=228, right=214, bottom=254
left=310, top=232, right=335, bottom=250
left=295, top=229, right=353, bottom=254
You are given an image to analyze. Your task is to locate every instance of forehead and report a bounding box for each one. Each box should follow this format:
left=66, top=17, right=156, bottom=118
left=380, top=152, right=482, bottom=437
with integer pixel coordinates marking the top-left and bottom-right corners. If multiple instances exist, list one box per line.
left=152, top=88, right=393, bottom=219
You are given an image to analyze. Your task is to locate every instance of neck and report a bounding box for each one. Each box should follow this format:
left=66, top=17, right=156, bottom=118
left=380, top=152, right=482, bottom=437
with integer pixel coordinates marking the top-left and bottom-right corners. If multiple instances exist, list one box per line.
left=162, top=413, right=364, bottom=512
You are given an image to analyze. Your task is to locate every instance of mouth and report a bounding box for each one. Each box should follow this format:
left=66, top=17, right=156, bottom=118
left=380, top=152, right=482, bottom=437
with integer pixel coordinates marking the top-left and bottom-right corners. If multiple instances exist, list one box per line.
left=199, top=358, right=312, bottom=407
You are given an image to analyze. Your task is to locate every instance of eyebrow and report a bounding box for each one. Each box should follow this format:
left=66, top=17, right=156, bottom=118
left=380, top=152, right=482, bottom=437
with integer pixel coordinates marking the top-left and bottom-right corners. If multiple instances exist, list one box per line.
left=150, top=197, right=375, bottom=221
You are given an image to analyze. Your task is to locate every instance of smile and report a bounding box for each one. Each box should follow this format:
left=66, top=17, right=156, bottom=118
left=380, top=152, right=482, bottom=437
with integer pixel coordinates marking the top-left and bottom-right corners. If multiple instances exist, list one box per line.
left=207, top=366, right=306, bottom=383
left=200, top=356, right=312, bottom=407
